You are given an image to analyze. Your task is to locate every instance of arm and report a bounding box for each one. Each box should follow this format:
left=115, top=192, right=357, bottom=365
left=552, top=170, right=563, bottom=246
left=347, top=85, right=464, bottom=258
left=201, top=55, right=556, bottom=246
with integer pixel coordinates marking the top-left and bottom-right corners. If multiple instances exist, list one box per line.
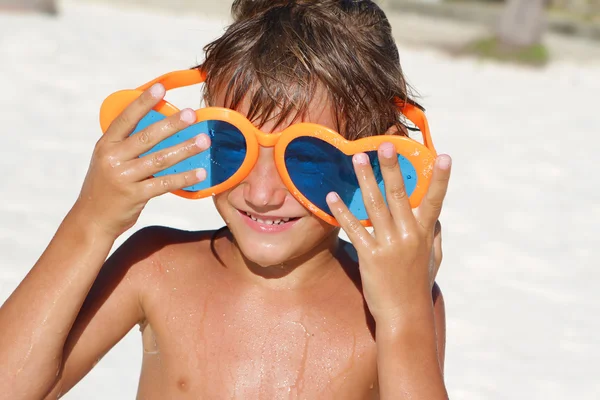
left=0, top=208, right=117, bottom=399
left=376, top=283, right=447, bottom=399
left=0, top=83, right=208, bottom=399
left=325, top=144, right=452, bottom=399
left=44, top=227, right=166, bottom=399
left=0, top=219, right=155, bottom=400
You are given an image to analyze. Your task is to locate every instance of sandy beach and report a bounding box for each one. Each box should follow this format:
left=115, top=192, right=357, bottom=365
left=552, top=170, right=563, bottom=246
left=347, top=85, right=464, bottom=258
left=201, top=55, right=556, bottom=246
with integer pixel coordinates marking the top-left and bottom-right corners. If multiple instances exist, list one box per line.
left=0, top=1, right=598, bottom=399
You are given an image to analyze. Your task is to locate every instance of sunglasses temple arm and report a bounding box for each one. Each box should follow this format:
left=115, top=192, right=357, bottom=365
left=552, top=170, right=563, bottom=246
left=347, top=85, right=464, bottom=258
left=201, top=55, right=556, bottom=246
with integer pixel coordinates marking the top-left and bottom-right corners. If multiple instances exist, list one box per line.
left=399, top=102, right=437, bottom=157
left=419, top=118, right=437, bottom=157
left=137, top=69, right=206, bottom=92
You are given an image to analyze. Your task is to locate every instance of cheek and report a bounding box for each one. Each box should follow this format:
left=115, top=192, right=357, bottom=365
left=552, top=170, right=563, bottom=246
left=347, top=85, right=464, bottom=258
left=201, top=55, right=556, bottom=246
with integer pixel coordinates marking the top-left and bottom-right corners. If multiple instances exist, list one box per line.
left=303, top=213, right=338, bottom=238
left=212, top=191, right=232, bottom=216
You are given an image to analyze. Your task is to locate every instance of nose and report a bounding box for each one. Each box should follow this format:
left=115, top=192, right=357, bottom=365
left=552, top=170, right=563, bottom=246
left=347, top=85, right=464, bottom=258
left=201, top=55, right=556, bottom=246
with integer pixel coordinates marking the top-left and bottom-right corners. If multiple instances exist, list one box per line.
left=242, top=147, right=288, bottom=210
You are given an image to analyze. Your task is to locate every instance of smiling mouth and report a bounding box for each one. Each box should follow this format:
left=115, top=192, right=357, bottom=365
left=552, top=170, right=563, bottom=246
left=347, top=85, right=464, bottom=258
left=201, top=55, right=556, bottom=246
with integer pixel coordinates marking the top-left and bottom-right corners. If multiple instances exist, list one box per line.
left=242, top=211, right=301, bottom=226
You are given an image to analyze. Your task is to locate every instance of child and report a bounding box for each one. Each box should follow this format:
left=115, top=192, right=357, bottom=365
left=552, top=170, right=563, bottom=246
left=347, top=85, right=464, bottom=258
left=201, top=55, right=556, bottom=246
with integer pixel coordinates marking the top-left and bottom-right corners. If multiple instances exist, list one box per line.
left=0, top=0, right=451, bottom=398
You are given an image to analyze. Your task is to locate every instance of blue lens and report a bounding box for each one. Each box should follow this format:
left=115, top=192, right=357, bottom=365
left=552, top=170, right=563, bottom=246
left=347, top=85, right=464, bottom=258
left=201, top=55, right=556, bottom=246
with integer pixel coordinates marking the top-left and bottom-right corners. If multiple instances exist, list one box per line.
left=284, top=136, right=418, bottom=221
left=132, top=110, right=247, bottom=192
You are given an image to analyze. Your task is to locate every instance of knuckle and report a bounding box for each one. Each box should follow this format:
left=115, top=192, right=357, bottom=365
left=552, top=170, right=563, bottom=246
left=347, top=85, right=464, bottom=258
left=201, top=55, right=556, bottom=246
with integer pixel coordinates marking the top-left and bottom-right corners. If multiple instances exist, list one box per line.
left=388, top=185, right=408, bottom=202
left=114, top=112, right=133, bottom=130
left=155, top=176, right=176, bottom=194
left=181, top=173, right=191, bottom=186
left=370, top=246, right=388, bottom=259
left=161, top=117, right=177, bottom=133
left=151, top=152, right=167, bottom=169
left=137, top=129, right=152, bottom=145
left=428, top=197, right=444, bottom=212
left=93, top=141, right=106, bottom=159
left=369, top=197, right=387, bottom=215
left=346, top=218, right=363, bottom=234
left=160, top=178, right=173, bottom=191
left=94, top=146, right=119, bottom=170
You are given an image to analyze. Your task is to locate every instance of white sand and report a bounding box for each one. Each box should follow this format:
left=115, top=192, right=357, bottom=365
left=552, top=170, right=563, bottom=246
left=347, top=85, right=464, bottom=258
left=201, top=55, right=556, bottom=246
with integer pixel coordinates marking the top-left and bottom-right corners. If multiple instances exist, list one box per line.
left=1, top=1, right=599, bottom=399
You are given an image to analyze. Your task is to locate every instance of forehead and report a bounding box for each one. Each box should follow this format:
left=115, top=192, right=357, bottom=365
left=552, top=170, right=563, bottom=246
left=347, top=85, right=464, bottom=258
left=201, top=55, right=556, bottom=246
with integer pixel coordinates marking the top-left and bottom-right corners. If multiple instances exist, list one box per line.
left=208, top=83, right=338, bottom=134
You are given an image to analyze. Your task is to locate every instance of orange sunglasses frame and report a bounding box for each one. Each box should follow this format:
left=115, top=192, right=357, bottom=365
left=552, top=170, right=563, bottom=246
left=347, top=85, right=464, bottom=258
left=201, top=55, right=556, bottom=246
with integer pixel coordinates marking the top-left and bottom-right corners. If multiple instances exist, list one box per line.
left=100, top=69, right=438, bottom=227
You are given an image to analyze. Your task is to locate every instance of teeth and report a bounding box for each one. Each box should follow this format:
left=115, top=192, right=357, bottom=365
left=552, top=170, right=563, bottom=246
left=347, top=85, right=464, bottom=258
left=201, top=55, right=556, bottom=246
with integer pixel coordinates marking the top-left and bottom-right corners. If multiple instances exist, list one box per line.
left=245, top=212, right=291, bottom=225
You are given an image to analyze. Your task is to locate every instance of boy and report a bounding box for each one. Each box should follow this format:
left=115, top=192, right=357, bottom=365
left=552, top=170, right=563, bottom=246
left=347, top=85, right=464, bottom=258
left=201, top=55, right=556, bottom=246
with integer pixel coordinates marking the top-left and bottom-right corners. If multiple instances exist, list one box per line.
left=0, top=0, right=451, bottom=399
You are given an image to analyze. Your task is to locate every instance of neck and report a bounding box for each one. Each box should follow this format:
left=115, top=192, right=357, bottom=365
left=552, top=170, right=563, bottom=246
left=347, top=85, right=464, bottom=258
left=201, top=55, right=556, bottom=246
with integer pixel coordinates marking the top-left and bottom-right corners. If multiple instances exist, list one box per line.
left=214, top=228, right=343, bottom=291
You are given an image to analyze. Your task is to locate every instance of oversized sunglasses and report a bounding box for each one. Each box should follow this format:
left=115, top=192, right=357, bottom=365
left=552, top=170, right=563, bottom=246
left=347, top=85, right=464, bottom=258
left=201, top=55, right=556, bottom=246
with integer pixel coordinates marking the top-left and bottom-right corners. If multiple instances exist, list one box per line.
left=99, top=69, right=437, bottom=227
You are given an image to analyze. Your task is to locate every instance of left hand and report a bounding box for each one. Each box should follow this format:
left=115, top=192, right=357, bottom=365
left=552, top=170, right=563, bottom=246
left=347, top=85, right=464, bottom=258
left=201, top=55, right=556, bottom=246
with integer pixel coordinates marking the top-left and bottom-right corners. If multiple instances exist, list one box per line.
left=326, top=143, right=452, bottom=323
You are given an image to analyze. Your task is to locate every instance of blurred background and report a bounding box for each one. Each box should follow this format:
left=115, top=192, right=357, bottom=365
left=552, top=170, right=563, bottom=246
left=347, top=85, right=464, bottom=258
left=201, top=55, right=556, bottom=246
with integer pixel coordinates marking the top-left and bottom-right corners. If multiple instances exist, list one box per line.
left=0, top=0, right=598, bottom=399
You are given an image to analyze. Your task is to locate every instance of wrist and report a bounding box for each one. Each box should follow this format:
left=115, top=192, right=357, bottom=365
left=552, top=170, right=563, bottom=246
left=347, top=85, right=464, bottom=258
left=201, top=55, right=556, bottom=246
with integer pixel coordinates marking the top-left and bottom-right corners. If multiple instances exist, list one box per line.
left=67, top=202, right=120, bottom=243
left=375, top=298, right=436, bottom=340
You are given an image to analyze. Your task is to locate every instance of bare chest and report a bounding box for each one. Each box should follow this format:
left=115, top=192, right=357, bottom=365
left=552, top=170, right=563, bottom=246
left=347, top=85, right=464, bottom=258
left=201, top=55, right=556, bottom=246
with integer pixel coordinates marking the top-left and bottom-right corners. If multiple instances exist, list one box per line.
left=137, top=275, right=379, bottom=399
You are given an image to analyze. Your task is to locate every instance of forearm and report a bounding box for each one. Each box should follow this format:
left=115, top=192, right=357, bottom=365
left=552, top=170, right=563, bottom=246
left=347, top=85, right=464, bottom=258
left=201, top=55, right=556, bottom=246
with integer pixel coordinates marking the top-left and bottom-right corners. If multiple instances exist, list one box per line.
left=376, top=297, right=448, bottom=400
left=0, top=205, right=116, bottom=398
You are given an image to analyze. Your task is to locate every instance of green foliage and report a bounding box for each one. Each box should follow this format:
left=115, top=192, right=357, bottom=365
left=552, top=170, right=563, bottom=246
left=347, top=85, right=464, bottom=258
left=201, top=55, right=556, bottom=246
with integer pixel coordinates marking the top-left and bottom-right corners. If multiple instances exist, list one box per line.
left=466, top=37, right=551, bottom=66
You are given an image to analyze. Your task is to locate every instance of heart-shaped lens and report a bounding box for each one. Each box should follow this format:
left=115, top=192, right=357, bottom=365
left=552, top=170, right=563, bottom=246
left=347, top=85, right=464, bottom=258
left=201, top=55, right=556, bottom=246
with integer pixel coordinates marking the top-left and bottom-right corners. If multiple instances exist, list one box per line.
left=284, top=136, right=418, bottom=221
left=133, top=111, right=247, bottom=191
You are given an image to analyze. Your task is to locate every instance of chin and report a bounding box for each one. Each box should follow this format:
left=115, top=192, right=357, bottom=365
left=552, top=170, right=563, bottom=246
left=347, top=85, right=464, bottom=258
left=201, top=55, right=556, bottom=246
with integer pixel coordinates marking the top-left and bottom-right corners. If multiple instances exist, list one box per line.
left=236, top=239, right=297, bottom=267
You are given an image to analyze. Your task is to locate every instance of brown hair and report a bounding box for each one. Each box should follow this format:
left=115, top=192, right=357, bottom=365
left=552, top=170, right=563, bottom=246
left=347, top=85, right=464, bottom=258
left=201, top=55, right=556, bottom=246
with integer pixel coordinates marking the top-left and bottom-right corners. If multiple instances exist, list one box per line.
left=197, top=0, right=419, bottom=140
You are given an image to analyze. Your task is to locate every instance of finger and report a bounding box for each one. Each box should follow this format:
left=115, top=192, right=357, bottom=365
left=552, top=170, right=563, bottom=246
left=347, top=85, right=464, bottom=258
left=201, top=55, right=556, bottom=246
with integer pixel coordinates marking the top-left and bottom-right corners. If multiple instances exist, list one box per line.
left=128, top=133, right=211, bottom=181
left=105, top=83, right=166, bottom=141
left=141, top=168, right=208, bottom=199
left=353, top=153, right=394, bottom=236
left=417, top=155, right=452, bottom=231
left=120, top=108, right=198, bottom=160
left=326, top=192, right=376, bottom=249
left=378, top=142, right=414, bottom=224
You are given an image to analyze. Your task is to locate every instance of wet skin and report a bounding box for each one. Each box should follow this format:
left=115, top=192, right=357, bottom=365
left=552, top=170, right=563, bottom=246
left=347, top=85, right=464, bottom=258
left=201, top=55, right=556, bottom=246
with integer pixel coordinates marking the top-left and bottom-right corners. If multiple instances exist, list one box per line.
left=49, top=223, right=444, bottom=399
left=34, top=85, right=445, bottom=399
left=130, top=228, right=382, bottom=399
left=88, top=225, right=444, bottom=399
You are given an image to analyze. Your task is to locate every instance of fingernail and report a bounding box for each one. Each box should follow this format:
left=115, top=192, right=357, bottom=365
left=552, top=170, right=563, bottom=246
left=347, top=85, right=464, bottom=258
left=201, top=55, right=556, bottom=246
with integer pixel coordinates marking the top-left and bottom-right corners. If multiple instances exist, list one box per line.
left=326, top=192, right=340, bottom=203
left=380, top=142, right=395, bottom=159
left=180, top=109, right=196, bottom=124
left=353, top=153, right=369, bottom=165
left=196, top=168, right=207, bottom=181
left=437, top=155, right=452, bottom=170
left=150, top=83, right=165, bottom=98
left=195, top=134, right=209, bottom=149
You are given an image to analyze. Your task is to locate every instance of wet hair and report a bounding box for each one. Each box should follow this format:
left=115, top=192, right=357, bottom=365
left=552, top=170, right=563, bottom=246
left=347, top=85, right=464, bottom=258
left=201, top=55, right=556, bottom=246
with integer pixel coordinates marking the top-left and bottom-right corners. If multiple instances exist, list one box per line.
left=196, top=0, right=419, bottom=140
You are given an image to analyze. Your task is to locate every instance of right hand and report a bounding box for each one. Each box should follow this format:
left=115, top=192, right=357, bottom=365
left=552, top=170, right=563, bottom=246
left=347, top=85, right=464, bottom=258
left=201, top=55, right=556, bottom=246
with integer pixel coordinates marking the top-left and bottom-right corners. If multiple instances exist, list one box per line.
left=74, top=83, right=210, bottom=238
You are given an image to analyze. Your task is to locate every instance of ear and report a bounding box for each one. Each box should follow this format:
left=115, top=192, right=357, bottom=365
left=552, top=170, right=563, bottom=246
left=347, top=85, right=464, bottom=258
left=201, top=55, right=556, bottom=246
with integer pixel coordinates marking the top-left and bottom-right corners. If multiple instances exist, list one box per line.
left=384, top=125, right=399, bottom=135
left=384, top=124, right=410, bottom=136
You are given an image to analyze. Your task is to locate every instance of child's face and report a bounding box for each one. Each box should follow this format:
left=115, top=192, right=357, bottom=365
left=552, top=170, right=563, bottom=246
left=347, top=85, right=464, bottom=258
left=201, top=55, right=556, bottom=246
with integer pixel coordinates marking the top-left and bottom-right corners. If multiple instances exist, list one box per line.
left=211, top=89, right=340, bottom=267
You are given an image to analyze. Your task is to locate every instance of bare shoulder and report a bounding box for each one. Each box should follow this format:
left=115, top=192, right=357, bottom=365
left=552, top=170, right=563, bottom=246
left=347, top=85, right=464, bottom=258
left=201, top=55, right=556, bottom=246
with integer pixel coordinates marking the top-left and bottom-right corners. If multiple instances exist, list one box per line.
left=95, top=225, right=223, bottom=321
left=119, top=225, right=226, bottom=315
left=112, top=225, right=221, bottom=282
left=45, top=226, right=222, bottom=397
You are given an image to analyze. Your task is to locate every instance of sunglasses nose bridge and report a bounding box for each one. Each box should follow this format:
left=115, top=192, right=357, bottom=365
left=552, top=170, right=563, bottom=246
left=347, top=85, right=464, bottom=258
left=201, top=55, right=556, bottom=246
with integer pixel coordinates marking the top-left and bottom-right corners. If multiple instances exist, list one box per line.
left=255, top=130, right=281, bottom=148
